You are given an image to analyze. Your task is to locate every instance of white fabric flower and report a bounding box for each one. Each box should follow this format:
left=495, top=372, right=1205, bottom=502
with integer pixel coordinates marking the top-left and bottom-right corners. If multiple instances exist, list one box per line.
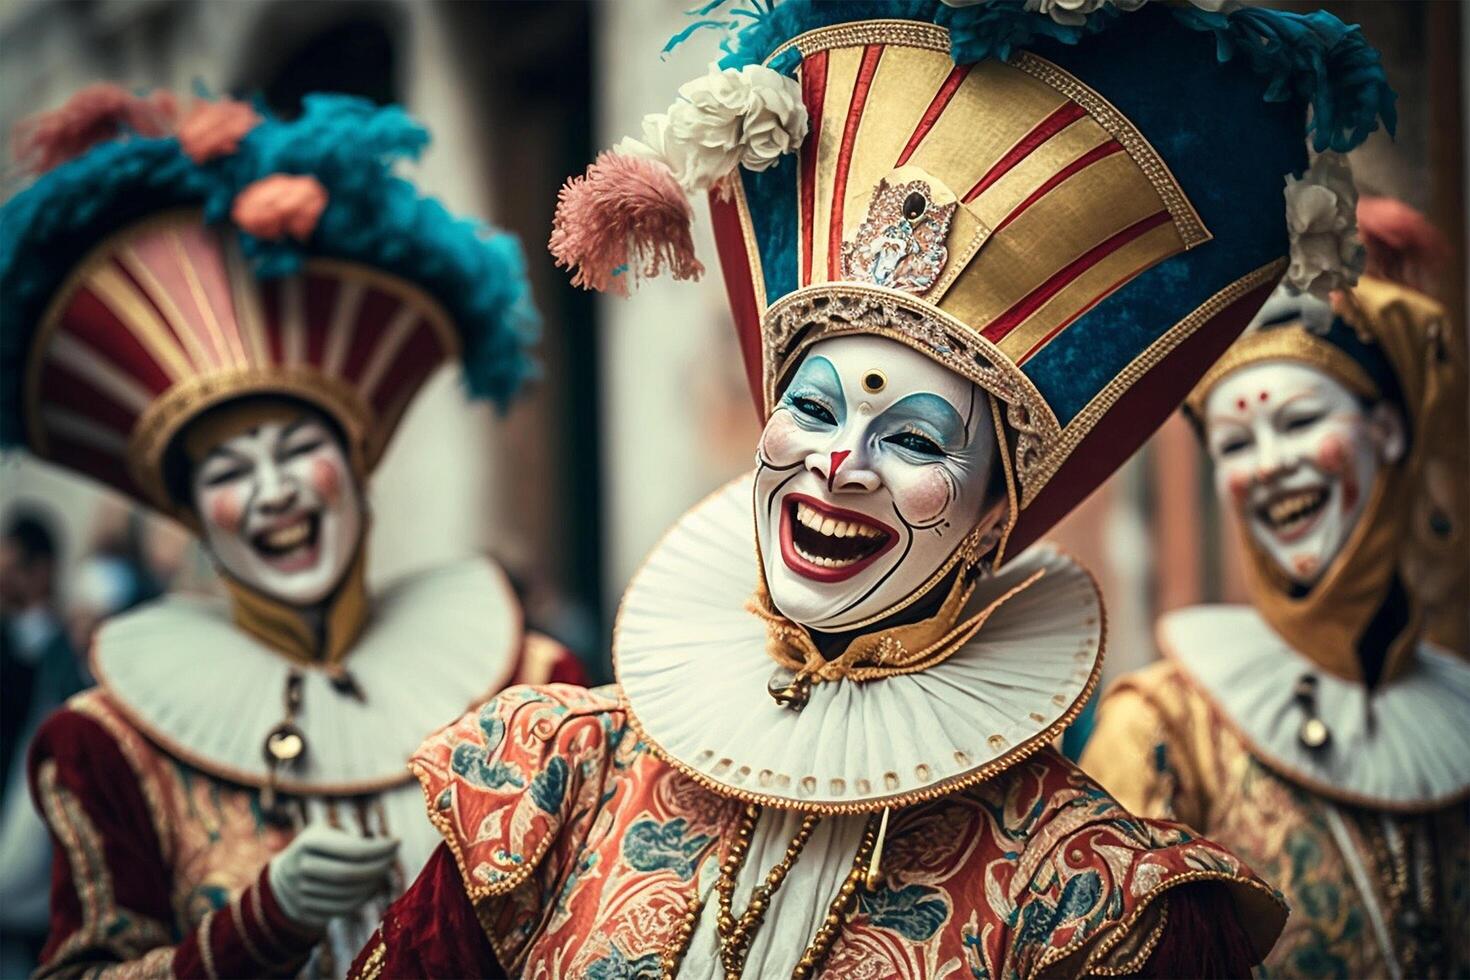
left=615, top=64, right=807, bottom=194
left=1283, top=151, right=1364, bottom=299
left=1023, top=0, right=1107, bottom=27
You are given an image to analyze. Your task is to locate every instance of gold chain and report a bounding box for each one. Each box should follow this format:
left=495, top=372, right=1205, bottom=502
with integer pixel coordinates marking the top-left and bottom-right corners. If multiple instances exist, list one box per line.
left=717, top=805, right=821, bottom=975
left=659, top=805, right=881, bottom=979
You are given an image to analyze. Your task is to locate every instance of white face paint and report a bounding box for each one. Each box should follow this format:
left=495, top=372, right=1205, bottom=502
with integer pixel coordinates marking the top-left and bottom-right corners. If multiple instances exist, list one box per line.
left=754, top=335, right=998, bottom=631
left=1203, top=359, right=1403, bottom=587
left=190, top=413, right=363, bottom=607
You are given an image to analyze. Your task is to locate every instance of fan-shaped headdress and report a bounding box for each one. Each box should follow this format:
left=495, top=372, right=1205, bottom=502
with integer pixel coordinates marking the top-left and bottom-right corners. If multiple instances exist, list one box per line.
left=1, top=88, right=537, bottom=521
left=552, top=0, right=1394, bottom=573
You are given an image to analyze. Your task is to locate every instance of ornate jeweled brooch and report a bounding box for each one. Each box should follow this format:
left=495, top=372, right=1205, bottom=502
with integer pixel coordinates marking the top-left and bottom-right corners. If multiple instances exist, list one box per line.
left=840, top=177, right=957, bottom=295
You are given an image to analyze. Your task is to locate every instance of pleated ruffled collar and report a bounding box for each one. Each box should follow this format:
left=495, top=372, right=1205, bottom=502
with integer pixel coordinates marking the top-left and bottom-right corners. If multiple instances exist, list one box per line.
left=613, top=473, right=1104, bottom=813
left=1159, top=605, right=1470, bottom=811
left=91, top=557, right=522, bottom=794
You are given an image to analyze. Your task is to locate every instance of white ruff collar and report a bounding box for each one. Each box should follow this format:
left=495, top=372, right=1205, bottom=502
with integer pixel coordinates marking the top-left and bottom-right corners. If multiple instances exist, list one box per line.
left=92, top=558, right=522, bottom=794
left=1159, top=605, right=1470, bottom=811
left=615, top=474, right=1104, bottom=813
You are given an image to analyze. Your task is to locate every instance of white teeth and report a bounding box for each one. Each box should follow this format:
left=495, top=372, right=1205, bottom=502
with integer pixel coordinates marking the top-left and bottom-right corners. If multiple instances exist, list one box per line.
left=263, top=520, right=310, bottom=550
left=793, top=542, right=859, bottom=568
left=1261, top=488, right=1327, bottom=528
left=794, top=501, right=881, bottom=539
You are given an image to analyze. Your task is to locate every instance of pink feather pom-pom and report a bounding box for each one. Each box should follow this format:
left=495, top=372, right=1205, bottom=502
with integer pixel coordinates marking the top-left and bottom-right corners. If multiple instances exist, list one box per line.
left=1355, top=195, right=1450, bottom=294
left=178, top=98, right=262, bottom=164
left=232, top=174, right=328, bottom=242
left=549, top=151, right=703, bottom=296
left=12, top=84, right=177, bottom=175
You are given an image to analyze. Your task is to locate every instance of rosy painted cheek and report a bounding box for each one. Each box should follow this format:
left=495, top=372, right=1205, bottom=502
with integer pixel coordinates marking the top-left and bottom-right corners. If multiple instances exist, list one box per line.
left=310, top=456, right=342, bottom=504
left=1224, top=468, right=1252, bottom=507
left=1315, top=434, right=1349, bottom=475
left=1315, top=433, right=1359, bottom=512
left=759, top=413, right=809, bottom=465
left=206, top=490, right=243, bottom=533
left=892, top=468, right=952, bottom=524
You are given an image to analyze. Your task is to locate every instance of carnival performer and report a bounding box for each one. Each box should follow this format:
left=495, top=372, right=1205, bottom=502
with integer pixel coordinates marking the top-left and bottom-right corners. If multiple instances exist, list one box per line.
left=1081, top=217, right=1470, bottom=975
left=351, top=2, right=1395, bottom=976
left=0, top=86, right=584, bottom=977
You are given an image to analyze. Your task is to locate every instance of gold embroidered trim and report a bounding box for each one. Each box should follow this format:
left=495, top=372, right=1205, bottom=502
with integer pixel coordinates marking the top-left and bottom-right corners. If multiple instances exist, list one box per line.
left=356, top=937, right=387, bottom=980
left=754, top=567, right=1045, bottom=684
left=1010, top=52, right=1211, bottom=250
left=1031, top=868, right=1288, bottom=978
left=1185, top=321, right=1379, bottom=417
left=1024, top=258, right=1287, bottom=502
left=761, top=282, right=1062, bottom=511
left=126, top=366, right=372, bottom=519
left=769, top=19, right=949, bottom=64
left=1086, top=900, right=1169, bottom=977
left=196, top=910, right=219, bottom=980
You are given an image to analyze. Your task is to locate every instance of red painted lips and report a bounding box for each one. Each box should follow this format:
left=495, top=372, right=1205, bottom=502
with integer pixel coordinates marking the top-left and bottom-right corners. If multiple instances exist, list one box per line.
left=779, top=492, right=898, bottom=582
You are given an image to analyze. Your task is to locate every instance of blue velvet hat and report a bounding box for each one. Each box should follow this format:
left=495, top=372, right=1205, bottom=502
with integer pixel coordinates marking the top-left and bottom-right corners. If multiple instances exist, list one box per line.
left=553, top=0, right=1393, bottom=563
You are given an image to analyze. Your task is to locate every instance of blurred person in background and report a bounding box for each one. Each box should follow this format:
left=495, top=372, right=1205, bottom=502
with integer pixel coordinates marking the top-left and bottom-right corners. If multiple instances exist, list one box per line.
left=352, top=2, right=1395, bottom=976
left=1082, top=199, right=1469, bottom=977
left=0, top=506, right=86, bottom=978
left=64, top=503, right=166, bottom=666
left=0, top=84, right=581, bottom=977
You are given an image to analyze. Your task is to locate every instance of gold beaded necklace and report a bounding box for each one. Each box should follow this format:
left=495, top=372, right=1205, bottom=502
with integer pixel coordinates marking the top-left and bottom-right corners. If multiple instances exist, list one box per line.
left=660, top=804, right=883, bottom=979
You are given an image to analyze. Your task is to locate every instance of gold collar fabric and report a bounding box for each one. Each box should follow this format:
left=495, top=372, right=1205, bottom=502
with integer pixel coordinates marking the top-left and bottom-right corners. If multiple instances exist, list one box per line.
left=224, top=547, right=369, bottom=666
left=750, top=565, right=1045, bottom=686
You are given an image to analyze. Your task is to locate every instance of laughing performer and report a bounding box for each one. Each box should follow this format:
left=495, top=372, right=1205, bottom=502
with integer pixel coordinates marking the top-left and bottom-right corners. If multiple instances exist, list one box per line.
left=0, top=88, right=582, bottom=976
left=351, top=2, right=1396, bottom=976
left=1081, top=204, right=1470, bottom=977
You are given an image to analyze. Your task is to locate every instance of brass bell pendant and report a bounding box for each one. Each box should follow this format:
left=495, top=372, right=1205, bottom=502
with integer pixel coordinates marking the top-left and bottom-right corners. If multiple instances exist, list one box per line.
left=767, top=668, right=812, bottom=710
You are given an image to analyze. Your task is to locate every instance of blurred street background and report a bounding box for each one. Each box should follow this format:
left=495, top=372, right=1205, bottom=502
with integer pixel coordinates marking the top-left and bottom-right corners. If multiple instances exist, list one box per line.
left=0, top=3, right=1464, bottom=969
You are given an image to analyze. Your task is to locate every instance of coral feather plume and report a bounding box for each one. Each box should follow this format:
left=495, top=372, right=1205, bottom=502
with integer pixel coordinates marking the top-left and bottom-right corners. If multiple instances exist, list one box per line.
left=12, top=84, right=177, bottom=175
left=1355, top=195, right=1450, bottom=294
left=549, top=151, right=702, bottom=296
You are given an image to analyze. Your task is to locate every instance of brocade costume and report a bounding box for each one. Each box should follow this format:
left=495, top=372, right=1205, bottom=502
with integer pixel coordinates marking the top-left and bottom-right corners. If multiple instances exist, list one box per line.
left=0, top=90, right=584, bottom=976
left=353, top=2, right=1395, bottom=975
left=1083, top=277, right=1470, bottom=978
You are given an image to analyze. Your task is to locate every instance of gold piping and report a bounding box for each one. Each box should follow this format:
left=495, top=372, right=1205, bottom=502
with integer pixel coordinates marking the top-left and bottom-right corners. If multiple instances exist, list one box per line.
left=1010, top=52, right=1211, bottom=250
left=1031, top=868, right=1288, bottom=978
left=769, top=19, right=950, bottom=65
left=1023, top=258, right=1287, bottom=502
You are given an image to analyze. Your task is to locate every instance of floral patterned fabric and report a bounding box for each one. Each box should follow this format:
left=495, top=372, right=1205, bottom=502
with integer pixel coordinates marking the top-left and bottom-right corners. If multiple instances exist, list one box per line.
left=389, top=683, right=1286, bottom=978
left=1083, top=660, right=1470, bottom=978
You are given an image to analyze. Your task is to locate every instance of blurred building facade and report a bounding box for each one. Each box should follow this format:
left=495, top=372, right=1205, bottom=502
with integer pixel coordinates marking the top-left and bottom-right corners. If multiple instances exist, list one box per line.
left=0, top=0, right=1464, bottom=687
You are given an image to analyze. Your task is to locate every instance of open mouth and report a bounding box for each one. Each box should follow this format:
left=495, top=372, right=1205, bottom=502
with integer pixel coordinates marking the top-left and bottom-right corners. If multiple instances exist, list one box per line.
left=1254, top=486, right=1329, bottom=543
left=779, top=493, right=897, bottom=583
left=250, top=513, right=322, bottom=573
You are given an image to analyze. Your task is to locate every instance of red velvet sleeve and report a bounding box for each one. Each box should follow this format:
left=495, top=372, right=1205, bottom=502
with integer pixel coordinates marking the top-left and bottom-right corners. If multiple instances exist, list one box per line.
left=1135, top=882, right=1258, bottom=979
left=350, top=844, right=506, bottom=979
left=28, top=706, right=320, bottom=979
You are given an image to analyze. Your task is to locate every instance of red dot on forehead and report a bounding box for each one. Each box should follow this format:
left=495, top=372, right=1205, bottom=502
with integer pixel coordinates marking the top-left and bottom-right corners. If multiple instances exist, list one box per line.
left=1236, top=398, right=1247, bottom=412
left=1258, top=391, right=1269, bottom=402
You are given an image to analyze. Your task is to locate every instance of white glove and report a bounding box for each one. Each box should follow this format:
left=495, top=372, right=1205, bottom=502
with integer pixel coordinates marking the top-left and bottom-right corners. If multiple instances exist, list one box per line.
left=267, top=824, right=400, bottom=930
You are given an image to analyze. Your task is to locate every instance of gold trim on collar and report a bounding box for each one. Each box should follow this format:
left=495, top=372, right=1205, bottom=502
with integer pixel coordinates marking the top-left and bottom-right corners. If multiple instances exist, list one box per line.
left=751, top=563, right=1045, bottom=685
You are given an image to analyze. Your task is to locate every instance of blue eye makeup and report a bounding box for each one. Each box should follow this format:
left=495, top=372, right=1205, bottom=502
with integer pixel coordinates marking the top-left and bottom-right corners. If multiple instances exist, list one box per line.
left=780, top=356, right=845, bottom=428
left=875, top=393, right=964, bottom=459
